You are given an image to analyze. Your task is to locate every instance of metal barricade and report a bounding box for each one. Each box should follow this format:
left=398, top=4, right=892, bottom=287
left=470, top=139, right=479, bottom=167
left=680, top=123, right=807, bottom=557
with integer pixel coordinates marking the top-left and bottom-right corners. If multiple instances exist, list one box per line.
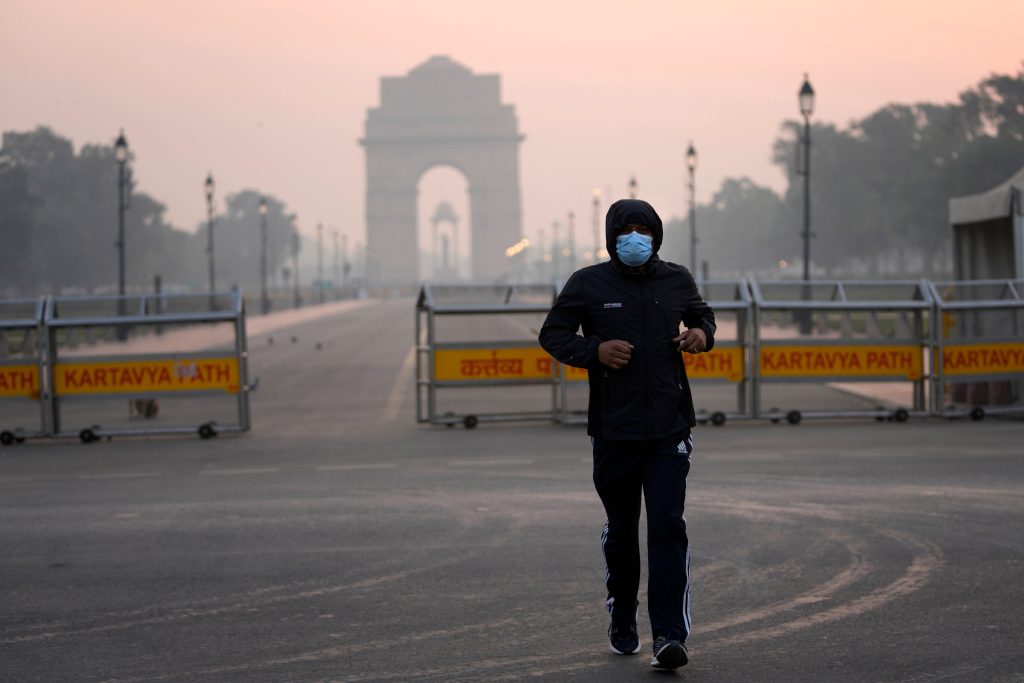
left=693, top=279, right=753, bottom=426
left=0, top=298, right=49, bottom=445
left=44, top=292, right=251, bottom=442
left=750, top=280, right=933, bottom=423
left=928, top=279, right=1024, bottom=419
left=553, top=278, right=754, bottom=427
left=416, top=284, right=558, bottom=428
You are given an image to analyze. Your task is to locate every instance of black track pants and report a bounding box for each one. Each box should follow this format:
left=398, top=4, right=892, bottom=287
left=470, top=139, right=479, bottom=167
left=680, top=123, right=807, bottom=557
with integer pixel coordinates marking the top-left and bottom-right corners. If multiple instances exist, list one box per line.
left=593, top=431, right=692, bottom=642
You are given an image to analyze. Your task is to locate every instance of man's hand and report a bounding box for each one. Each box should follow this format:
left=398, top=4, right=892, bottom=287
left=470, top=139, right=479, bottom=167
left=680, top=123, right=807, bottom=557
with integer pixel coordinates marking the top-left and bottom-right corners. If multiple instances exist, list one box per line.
left=598, top=340, right=634, bottom=369
left=674, top=328, right=707, bottom=354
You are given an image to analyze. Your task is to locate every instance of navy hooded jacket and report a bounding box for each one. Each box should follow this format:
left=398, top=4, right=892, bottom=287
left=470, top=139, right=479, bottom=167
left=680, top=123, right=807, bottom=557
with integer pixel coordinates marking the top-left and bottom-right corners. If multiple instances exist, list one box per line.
left=538, top=199, right=716, bottom=439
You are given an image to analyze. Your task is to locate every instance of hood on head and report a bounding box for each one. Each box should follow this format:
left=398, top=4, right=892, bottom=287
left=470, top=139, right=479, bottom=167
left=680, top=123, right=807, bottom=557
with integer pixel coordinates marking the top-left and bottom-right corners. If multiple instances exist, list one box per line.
left=605, top=199, right=664, bottom=266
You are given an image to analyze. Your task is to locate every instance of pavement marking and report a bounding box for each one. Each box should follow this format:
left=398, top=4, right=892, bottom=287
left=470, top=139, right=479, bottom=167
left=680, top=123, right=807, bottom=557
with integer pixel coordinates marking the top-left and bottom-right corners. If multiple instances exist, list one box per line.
left=316, top=463, right=397, bottom=471
left=78, top=472, right=162, bottom=480
left=200, top=467, right=280, bottom=476
left=448, top=458, right=535, bottom=467
left=383, top=345, right=416, bottom=422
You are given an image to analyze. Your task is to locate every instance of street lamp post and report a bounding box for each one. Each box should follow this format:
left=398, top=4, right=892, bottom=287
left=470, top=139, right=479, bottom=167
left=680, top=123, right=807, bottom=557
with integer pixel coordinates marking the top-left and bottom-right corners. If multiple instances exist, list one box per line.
left=592, top=188, right=601, bottom=264
left=114, top=130, right=129, bottom=303
left=291, top=218, right=302, bottom=308
left=332, top=229, right=340, bottom=300
left=259, top=197, right=270, bottom=315
left=538, top=227, right=547, bottom=281
left=567, top=211, right=576, bottom=273
left=798, top=74, right=816, bottom=333
left=316, top=222, right=324, bottom=304
left=628, top=175, right=638, bottom=199
left=204, top=173, right=216, bottom=308
left=686, top=141, right=698, bottom=276
left=551, top=220, right=560, bottom=283
left=341, top=234, right=350, bottom=296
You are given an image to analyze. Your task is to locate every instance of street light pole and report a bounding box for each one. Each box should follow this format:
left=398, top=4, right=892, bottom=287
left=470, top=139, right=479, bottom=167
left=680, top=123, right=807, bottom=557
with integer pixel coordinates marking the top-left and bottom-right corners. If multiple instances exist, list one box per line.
left=204, top=173, right=216, bottom=308
left=114, top=131, right=130, bottom=338
left=628, top=175, right=638, bottom=199
left=592, top=188, right=601, bottom=263
left=332, top=229, right=340, bottom=300
left=567, top=211, right=576, bottom=273
left=114, top=130, right=129, bottom=302
left=341, top=234, right=350, bottom=296
left=551, top=220, right=560, bottom=283
left=259, top=197, right=269, bottom=315
left=798, top=73, right=816, bottom=333
left=686, top=141, right=698, bottom=276
left=291, top=219, right=302, bottom=308
left=317, top=222, right=324, bottom=304
left=538, top=227, right=547, bottom=281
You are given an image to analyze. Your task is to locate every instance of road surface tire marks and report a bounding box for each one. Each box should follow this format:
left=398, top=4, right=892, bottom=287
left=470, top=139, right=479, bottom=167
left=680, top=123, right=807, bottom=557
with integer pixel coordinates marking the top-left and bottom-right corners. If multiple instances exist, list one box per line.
left=2, top=493, right=518, bottom=647
left=98, top=498, right=941, bottom=682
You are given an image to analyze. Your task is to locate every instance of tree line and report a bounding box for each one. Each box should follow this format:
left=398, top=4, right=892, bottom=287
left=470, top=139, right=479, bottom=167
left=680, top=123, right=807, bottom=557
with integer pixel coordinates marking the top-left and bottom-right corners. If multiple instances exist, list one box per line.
left=0, top=127, right=300, bottom=297
left=2, top=67, right=1021, bottom=295
left=660, top=66, right=1024, bottom=279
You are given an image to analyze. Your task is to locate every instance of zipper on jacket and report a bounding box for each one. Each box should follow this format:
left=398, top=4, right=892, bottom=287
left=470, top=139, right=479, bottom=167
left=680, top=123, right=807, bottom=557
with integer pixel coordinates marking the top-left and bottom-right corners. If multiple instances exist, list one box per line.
left=640, top=281, right=650, bottom=440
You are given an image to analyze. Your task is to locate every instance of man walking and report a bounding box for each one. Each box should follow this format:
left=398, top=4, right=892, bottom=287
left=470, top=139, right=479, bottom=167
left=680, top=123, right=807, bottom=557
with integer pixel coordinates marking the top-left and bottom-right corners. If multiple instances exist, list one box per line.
left=539, top=198, right=715, bottom=670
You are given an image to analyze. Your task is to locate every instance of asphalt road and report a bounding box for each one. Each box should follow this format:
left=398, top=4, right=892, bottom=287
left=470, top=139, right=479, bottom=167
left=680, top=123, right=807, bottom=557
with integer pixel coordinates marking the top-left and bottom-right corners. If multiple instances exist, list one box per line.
left=1, top=298, right=1022, bottom=682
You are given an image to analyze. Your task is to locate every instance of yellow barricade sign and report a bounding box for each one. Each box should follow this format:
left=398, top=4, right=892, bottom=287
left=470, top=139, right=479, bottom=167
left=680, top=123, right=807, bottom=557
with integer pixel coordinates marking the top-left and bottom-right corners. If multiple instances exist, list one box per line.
left=54, top=358, right=241, bottom=395
left=940, top=341, right=1024, bottom=376
left=0, top=365, right=40, bottom=400
left=434, top=346, right=745, bottom=383
left=683, top=347, right=744, bottom=382
left=760, top=345, right=922, bottom=380
left=435, top=347, right=551, bottom=381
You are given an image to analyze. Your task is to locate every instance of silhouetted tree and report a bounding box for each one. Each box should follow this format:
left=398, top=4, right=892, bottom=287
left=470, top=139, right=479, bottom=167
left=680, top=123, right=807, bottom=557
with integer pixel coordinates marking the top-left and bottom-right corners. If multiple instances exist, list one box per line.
left=769, top=66, right=1024, bottom=276
left=195, top=189, right=298, bottom=290
left=0, top=158, right=38, bottom=294
left=0, top=126, right=296, bottom=297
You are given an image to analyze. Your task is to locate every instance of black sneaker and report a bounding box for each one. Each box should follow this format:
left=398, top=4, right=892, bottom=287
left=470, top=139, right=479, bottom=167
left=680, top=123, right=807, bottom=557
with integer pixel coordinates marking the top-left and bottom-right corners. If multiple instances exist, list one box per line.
left=608, top=607, right=640, bottom=655
left=650, top=636, right=687, bottom=669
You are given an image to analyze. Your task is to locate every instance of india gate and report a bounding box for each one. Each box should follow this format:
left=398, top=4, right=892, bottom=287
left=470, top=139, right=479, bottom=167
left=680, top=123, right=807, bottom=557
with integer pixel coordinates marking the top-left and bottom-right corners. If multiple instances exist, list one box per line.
left=360, top=55, right=524, bottom=285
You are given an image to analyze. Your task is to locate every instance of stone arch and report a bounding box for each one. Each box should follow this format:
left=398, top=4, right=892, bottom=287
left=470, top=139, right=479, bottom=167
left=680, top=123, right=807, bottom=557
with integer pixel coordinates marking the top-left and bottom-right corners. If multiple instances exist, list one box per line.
left=360, top=55, right=524, bottom=285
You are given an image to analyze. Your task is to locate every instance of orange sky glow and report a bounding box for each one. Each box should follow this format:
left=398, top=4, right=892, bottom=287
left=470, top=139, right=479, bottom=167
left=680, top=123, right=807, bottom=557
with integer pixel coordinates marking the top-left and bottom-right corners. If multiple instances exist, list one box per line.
left=2, top=0, right=1022, bottom=261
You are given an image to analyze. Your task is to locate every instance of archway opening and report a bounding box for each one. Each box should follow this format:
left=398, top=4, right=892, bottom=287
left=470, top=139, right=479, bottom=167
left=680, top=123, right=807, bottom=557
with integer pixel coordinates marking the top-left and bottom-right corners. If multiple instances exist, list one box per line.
left=417, top=165, right=471, bottom=282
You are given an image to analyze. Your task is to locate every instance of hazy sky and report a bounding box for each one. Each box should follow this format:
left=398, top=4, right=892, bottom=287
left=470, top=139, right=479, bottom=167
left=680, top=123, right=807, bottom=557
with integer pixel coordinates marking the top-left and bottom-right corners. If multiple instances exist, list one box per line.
left=2, top=0, right=1022, bottom=259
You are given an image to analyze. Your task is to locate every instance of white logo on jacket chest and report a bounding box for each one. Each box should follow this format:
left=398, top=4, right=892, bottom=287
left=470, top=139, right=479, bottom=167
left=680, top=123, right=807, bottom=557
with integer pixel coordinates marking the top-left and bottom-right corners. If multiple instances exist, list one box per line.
left=603, top=303, right=622, bottom=308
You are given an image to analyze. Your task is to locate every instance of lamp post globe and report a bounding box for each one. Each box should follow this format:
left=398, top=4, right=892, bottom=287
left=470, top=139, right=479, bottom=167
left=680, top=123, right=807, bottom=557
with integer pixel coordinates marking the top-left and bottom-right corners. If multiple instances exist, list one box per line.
left=799, top=74, right=815, bottom=118
left=115, top=130, right=128, bottom=163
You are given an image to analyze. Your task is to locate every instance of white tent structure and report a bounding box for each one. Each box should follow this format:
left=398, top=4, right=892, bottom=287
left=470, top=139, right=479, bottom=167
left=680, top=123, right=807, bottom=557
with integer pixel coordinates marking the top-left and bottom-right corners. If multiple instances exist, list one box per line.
left=949, top=166, right=1024, bottom=280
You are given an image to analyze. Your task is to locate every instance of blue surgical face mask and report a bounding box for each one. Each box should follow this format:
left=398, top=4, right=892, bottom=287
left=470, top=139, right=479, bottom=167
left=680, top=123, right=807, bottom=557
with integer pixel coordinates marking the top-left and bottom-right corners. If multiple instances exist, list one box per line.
left=615, top=231, right=653, bottom=266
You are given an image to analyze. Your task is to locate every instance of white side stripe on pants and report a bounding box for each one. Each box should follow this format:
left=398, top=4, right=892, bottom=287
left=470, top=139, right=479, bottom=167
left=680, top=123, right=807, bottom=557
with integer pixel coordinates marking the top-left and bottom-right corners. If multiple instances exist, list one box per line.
left=683, top=545, right=692, bottom=636
left=600, top=521, right=614, bottom=614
